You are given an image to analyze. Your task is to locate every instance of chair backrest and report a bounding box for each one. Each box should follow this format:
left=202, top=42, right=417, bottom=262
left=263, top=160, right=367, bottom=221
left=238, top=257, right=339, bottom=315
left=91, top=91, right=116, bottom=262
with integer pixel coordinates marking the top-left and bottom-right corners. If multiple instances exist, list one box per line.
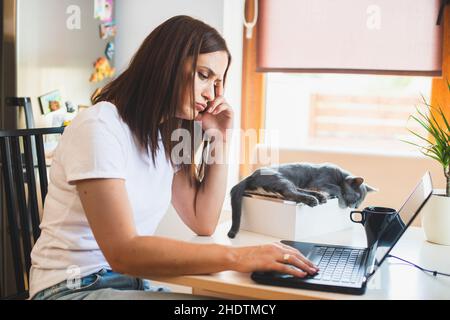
left=5, top=97, right=35, bottom=129
left=0, top=127, right=64, bottom=299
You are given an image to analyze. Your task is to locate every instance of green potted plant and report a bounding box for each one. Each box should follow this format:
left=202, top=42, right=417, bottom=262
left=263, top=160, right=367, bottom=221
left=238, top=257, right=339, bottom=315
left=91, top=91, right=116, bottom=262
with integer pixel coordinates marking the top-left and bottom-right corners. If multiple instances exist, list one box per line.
left=404, top=81, right=450, bottom=245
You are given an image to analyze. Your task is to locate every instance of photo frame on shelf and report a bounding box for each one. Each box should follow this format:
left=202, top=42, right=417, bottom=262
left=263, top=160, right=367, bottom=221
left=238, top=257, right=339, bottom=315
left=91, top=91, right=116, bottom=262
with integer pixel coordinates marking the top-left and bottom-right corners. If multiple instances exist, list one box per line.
left=99, top=21, right=117, bottom=39
left=94, top=0, right=114, bottom=23
left=38, top=90, right=63, bottom=115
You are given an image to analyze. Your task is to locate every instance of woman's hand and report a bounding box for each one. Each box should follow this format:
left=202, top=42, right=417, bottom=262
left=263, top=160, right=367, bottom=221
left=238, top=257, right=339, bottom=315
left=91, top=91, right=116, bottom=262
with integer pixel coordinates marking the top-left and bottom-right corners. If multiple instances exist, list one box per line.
left=230, top=243, right=319, bottom=278
left=195, top=85, right=233, bottom=141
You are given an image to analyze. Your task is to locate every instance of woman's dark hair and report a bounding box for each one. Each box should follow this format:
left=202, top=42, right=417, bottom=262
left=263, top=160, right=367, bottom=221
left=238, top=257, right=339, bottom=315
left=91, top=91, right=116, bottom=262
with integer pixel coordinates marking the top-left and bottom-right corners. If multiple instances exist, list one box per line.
left=93, top=15, right=231, bottom=186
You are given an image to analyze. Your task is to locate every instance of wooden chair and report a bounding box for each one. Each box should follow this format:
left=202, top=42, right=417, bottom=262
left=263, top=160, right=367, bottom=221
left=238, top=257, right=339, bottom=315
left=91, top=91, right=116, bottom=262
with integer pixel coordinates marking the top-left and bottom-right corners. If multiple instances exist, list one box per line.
left=0, top=127, right=64, bottom=299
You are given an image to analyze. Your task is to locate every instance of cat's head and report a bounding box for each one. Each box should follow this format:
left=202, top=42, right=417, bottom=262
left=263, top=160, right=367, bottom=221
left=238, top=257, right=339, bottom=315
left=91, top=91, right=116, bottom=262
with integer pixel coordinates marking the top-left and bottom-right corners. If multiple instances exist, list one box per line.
left=339, top=176, right=377, bottom=209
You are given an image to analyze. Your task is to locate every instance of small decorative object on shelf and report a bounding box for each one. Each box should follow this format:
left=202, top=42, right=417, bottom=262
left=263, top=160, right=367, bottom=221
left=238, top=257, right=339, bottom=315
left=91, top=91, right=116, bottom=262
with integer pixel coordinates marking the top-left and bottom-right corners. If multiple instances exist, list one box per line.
left=99, top=21, right=117, bottom=40
left=94, top=0, right=114, bottom=23
left=63, top=120, right=72, bottom=127
left=65, top=101, right=77, bottom=113
left=38, top=90, right=63, bottom=115
left=77, top=105, right=90, bottom=112
left=105, top=42, right=115, bottom=61
left=89, top=57, right=115, bottom=83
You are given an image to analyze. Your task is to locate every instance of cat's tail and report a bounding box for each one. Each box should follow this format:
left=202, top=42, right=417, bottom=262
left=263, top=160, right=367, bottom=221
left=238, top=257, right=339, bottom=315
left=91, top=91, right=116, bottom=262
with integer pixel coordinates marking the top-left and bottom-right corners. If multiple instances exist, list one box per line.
left=228, top=179, right=248, bottom=239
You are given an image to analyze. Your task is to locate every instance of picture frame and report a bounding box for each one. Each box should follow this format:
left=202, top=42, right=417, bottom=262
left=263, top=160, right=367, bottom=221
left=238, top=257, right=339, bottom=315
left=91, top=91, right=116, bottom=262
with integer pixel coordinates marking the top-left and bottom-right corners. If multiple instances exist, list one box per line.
left=99, top=21, right=117, bottom=39
left=94, top=0, right=114, bottom=23
left=38, top=90, right=63, bottom=115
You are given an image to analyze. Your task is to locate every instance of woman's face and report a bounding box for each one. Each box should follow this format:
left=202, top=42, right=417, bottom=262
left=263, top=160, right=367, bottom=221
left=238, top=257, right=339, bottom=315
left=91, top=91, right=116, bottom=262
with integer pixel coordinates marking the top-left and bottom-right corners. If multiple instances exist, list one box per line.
left=177, top=51, right=229, bottom=120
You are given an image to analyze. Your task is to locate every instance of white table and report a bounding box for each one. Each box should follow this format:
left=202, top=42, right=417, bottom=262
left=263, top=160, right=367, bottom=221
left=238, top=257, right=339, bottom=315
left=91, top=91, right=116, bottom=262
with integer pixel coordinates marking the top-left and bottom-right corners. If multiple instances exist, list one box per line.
left=152, top=219, right=450, bottom=299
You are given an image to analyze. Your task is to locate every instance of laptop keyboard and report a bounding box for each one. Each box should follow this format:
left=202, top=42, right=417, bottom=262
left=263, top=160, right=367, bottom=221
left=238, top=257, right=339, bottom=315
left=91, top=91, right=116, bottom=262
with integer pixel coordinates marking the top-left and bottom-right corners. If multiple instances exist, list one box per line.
left=309, top=246, right=366, bottom=283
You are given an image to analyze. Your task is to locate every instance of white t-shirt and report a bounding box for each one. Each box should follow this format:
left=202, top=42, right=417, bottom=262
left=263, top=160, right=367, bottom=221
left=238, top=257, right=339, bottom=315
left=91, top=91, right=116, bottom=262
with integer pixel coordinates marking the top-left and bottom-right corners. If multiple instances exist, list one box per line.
left=29, top=101, right=176, bottom=298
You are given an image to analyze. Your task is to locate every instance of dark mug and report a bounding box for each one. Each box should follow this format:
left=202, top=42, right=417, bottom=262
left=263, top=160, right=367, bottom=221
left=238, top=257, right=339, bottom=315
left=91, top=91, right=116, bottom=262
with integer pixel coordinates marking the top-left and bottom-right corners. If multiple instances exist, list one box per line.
left=350, top=206, right=399, bottom=248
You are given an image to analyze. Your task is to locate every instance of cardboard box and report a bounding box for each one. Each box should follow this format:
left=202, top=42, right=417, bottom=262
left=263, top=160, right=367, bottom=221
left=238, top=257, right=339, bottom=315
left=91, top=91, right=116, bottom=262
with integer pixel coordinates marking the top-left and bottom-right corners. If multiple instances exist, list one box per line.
left=240, top=194, right=353, bottom=240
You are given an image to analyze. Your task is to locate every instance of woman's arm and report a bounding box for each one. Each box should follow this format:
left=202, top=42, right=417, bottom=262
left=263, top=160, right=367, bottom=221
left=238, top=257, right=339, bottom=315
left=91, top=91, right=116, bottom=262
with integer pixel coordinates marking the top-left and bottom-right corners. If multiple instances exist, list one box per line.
left=171, top=140, right=229, bottom=236
left=172, top=89, right=234, bottom=236
left=76, top=178, right=318, bottom=278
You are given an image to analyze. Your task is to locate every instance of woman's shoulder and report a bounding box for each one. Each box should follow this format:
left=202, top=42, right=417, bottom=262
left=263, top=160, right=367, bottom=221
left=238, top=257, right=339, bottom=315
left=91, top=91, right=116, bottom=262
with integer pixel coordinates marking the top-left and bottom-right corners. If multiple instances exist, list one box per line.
left=63, top=101, right=130, bottom=143
left=76, top=101, right=119, bottom=122
left=69, top=101, right=123, bottom=129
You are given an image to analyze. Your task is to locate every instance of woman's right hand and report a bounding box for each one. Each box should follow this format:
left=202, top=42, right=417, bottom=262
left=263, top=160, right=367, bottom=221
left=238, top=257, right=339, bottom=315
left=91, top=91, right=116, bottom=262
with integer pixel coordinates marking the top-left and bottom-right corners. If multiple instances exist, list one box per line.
left=229, top=243, right=319, bottom=278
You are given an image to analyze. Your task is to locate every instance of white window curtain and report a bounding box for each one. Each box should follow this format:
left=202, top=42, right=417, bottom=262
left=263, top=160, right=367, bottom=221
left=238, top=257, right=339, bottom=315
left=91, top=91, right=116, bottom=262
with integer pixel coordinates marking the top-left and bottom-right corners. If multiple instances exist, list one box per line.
left=257, top=0, right=443, bottom=76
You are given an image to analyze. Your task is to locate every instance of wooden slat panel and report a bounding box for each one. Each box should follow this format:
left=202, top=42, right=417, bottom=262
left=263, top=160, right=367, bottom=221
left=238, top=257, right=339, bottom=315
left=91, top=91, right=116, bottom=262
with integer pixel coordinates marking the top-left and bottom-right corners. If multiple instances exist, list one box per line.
left=0, top=137, right=26, bottom=294
left=314, top=123, right=413, bottom=137
left=309, top=93, right=427, bottom=139
left=314, top=106, right=420, bottom=119
left=34, top=134, right=48, bottom=205
left=22, top=135, right=41, bottom=242
left=314, top=94, right=420, bottom=106
left=10, top=137, right=33, bottom=278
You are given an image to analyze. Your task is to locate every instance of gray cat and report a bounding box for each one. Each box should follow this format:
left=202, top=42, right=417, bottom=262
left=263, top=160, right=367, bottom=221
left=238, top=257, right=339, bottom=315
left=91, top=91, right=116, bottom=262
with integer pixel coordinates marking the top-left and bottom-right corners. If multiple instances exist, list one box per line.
left=228, top=162, right=377, bottom=238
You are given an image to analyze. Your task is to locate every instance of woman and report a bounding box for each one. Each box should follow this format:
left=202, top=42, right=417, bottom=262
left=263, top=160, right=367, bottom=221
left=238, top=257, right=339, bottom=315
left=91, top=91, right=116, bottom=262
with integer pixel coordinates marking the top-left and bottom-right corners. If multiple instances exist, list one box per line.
left=29, top=15, right=318, bottom=300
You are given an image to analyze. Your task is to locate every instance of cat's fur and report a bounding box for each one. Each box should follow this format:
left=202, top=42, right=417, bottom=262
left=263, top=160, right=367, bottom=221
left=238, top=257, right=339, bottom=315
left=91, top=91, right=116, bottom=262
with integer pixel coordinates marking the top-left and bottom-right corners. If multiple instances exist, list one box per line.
left=228, top=162, right=377, bottom=238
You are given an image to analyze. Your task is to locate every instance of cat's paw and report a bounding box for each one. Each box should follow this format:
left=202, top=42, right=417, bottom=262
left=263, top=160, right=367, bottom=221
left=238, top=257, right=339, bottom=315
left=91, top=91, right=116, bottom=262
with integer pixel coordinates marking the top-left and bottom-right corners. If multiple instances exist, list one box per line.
left=302, top=197, right=320, bottom=207
left=315, top=192, right=328, bottom=204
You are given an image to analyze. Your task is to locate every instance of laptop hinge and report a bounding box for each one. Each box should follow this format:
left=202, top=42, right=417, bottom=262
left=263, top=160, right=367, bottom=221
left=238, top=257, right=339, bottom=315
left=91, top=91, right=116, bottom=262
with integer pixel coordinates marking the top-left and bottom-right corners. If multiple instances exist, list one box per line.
left=364, top=244, right=378, bottom=277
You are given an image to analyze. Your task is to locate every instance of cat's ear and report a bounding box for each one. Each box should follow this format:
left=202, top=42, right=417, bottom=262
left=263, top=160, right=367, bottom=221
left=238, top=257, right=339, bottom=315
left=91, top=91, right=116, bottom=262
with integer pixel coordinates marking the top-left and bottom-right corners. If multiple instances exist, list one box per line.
left=345, top=176, right=364, bottom=188
left=365, top=184, right=379, bottom=192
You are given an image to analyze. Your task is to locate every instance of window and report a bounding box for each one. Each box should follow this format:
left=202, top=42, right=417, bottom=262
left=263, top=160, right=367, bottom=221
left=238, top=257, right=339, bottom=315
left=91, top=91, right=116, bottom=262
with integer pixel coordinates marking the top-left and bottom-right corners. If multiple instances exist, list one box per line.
left=264, top=73, right=432, bottom=155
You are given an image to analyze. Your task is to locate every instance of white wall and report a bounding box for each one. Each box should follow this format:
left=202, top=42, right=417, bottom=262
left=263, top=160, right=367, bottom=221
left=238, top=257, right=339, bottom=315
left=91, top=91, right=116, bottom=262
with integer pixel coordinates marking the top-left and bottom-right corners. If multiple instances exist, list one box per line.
left=116, top=0, right=224, bottom=73
left=17, top=0, right=113, bottom=128
left=115, top=0, right=244, bottom=236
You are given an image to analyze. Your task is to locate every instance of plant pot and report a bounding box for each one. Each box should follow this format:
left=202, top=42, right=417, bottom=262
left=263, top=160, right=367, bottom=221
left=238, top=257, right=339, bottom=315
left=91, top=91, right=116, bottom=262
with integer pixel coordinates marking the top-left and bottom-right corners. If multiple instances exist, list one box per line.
left=421, top=192, right=450, bottom=246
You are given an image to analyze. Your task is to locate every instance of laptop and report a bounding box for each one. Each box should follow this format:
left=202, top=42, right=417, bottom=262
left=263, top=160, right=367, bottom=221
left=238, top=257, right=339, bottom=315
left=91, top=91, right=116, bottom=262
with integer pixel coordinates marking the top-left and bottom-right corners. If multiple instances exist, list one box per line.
left=251, top=172, right=433, bottom=295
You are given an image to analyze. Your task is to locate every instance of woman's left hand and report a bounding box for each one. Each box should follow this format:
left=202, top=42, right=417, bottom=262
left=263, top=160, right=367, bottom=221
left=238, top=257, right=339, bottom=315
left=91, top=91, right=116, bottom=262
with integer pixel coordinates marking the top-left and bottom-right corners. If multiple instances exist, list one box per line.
left=195, top=86, right=233, bottom=142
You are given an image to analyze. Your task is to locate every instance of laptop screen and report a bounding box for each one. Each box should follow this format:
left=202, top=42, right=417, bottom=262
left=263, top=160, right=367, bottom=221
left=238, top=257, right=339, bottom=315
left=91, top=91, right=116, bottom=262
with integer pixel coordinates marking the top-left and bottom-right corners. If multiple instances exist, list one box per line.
left=373, top=172, right=433, bottom=267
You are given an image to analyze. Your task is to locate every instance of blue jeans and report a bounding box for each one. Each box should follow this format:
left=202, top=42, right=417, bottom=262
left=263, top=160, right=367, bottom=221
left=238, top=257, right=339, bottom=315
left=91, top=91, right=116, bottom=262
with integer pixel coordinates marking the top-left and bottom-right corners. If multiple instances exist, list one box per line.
left=32, top=268, right=204, bottom=300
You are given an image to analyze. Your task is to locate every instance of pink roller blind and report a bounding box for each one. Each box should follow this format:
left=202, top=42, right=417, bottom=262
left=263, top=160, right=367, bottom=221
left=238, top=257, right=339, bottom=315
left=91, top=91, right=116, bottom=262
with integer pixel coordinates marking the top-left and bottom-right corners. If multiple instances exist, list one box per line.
left=257, top=0, right=443, bottom=76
